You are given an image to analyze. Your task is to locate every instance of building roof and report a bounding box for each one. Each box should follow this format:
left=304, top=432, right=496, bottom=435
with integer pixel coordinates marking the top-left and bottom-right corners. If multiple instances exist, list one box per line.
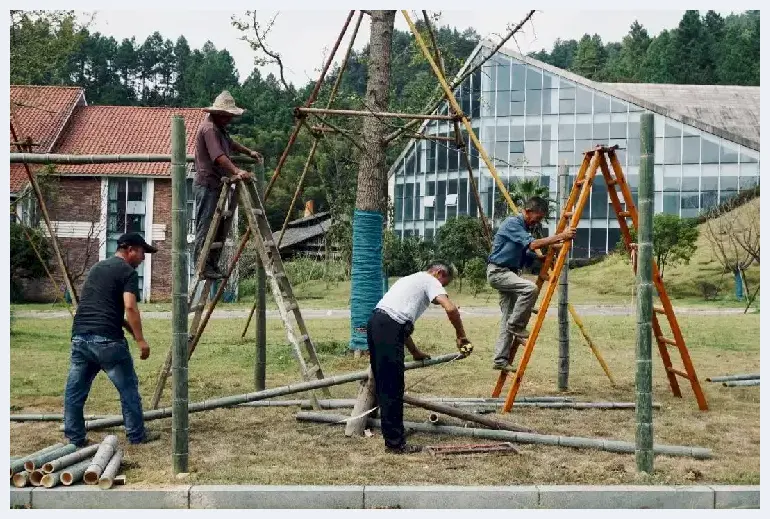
left=10, top=85, right=85, bottom=193
left=273, top=212, right=331, bottom=249
left=484, top=39, right=760, bottom=151
left=52, top=106, right=207, bottom=176
left=606, top=83, right=760, bottom=145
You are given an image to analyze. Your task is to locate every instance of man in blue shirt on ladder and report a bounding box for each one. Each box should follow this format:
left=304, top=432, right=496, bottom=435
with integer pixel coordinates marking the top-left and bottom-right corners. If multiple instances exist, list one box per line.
left=487, top=197, right=575, bottom=372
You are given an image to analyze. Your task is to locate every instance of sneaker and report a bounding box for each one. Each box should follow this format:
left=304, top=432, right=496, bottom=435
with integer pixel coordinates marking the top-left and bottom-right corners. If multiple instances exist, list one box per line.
left=133, top=431, right=161, bottom=445
left=386, top=444, right=423, bottom=455
left=493, top=363, right=517, bottom=373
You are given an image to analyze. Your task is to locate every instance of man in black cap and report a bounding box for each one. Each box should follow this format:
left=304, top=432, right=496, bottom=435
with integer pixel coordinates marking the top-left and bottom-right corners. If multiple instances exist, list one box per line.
left=64, top=232, right=160, bottom=446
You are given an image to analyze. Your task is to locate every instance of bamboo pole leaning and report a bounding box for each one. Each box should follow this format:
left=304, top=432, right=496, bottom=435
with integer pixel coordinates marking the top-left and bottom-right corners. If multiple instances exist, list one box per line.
left=402, top=393, right=532, bottom=433
left=79, top=353, right=463, bottom=431
left=296, top=412, right=713, bottom=460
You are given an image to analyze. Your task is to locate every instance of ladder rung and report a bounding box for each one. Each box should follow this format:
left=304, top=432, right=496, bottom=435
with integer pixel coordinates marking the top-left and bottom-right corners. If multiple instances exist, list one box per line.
left=562, top=211, right=574, bottom=219
left=657, top=336, right=678, bottom=347
left=285, top=301, right=299, bottom=311
left=618, top=211, right=631, bottom=218
left=531, top=307, right=540, bottom=315
left=304, top=365, right=320, bottom=377
left=653, top=306, right=666, bottom=314
left=264, top=240, right=275, bottom=249
left=666, top=366, right=690, bottom=379
left=538, top=274, right=549, bottom=282
left=576, top=179, right=585, bottom=186
left=273, top=271, right=287, bottom=279
left=210, top=242, right=223, bottom=250
left=607, top=178, right=618, bottom=186
left=189, top=304, right=205, bottom=313
left=299, top=334, right=310, bottom=343
left=221, top=210, right=233, bottom=218
left=253, top=208, right=264, bottom=216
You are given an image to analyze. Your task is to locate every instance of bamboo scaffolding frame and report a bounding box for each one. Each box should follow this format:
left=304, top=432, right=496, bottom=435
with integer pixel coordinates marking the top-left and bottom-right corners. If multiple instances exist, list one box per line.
left=296, top=106, right=458, bottom=121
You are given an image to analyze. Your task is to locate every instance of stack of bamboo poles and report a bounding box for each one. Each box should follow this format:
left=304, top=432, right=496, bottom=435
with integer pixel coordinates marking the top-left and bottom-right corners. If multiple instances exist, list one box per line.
left=706, top=373, right=760, bottom=387
left=10, top=435, right=126, bottom=490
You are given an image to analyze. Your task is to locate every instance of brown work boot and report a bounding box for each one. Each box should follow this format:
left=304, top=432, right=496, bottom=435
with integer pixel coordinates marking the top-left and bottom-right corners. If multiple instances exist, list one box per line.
left=386, top=443, right=423, bottom=455
left=493, top=363, right=517, bottom=373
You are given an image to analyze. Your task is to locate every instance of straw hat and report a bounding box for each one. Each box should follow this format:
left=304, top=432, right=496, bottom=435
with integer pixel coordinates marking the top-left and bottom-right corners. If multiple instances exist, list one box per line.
left=203, top=90, right=245, bottom=116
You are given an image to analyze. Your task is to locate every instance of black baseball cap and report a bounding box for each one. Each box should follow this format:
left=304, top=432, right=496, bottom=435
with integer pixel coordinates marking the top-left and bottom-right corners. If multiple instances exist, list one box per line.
left=117, top=232, right=158, bottom=253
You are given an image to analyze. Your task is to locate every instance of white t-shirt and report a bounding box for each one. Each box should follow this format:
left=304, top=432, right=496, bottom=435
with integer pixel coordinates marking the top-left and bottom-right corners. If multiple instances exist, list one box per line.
left=375, top=271, right=447, bottom=324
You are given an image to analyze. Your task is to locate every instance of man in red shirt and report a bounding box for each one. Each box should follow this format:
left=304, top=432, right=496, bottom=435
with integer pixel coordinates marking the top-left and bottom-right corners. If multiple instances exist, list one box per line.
left=193, top=90, right=264, bottom=279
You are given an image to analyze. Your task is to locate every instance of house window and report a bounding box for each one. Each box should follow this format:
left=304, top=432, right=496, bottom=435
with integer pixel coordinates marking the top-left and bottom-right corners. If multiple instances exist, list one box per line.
left=107, top=178, right=147, bottom=300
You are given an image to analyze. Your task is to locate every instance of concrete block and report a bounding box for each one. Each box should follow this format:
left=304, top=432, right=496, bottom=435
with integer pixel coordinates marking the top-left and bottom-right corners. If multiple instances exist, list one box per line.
left=712, top=486, right=760, bottom=509
left=364, top=486, right=539, bottom=509
left=30, top=486, right=190, bottom=509
left=538, top=485, right=714, bottom=509
left=10, top=488, right=32, bottom=508
left=189, top=485, right=364, bottom=509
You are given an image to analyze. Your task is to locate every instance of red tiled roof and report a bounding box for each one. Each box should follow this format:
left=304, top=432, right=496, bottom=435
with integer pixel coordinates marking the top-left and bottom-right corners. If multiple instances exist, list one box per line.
left=10, top=85, right=85, bottom=193
left=52, top=106, right=207, bottom=176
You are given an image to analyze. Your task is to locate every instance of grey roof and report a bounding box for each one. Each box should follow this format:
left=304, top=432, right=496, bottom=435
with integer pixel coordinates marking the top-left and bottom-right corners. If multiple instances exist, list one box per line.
left=273, top=213, right=331, bottom=249
left=487, top=40, right=760, bottom=151
left=606, top=83, right=760, bottom=147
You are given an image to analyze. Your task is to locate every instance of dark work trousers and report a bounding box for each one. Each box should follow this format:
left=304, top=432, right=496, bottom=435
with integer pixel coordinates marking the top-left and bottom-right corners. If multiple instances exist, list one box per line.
left=193, top=183, right=222, bottom=270
left=367, top=309, right=413, bottom=450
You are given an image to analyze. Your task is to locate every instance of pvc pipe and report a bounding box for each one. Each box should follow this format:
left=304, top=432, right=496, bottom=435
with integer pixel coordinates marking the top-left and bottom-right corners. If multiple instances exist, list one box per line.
left=296, top=412, right=713, bottom=459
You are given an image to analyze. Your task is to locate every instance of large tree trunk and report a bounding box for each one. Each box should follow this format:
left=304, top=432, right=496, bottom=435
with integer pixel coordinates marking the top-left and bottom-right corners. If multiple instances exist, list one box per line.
left=348, top=10, right=395, bottom=354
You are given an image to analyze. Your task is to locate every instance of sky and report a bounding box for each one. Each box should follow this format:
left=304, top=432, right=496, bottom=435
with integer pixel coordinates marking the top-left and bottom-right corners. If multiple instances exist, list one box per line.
left=80, top=9, right=739, bottom=87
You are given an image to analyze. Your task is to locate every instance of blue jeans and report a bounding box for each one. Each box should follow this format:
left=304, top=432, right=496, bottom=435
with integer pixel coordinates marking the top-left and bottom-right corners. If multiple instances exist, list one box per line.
left=64, top=334, right=147, bottom=445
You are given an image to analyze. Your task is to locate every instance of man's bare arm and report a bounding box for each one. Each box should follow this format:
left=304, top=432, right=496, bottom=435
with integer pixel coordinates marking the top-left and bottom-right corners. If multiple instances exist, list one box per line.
left=214, top=155, right=250, bottom=180
left=405, top=336, right=430, bottom=360
left=433, top=295, right=467, bottom=341
left=123, top=293, right=150, bottom=359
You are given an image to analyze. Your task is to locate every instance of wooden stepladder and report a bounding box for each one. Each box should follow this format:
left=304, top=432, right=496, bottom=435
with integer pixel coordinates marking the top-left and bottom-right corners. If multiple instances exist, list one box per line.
left=151, top=176, right=330, bottom=409
left=493, top=145, right=708, bottom=413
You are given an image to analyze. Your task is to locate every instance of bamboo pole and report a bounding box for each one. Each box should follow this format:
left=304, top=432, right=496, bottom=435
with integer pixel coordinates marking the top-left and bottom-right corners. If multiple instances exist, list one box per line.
left=42, top=445, right=99, bottom=473
left=237, top=395, right=578, bottom=408
left=10, top=153, right=257, bottom=165
left=297, top=413, right=713, bottom=459
left=723, top=379, right=759, bottom=387
left=10, top=123, right=79, bottom=309
left=278, top=139, right=319, bottom=248
left=345, top=367, right=377, bottom=437
left=10, top=442, right=65, bottom=476
left=12, top=471, right=29, bottom=487
left=402, top=393, right=532, bottom=433
left=10, top=413, right=113, bottom=422
left=557, top=165, right=570, bottom=392
left=315, top=125, right=455, bottom=142
left=98, top=449, right=124, bottom=489
left=254, top=168, right=267, bottom=391
left=29, top=469, right=46, bottom=486
left=79, top=353, right=463, bottom=430
left=83, top=435, right=118, bottom=484
left=296, top=106, right=457, bottom=121
left=264, top=10, right=356, bottom=201
left=636, top=112, right=655, bottom=474
left=23, top=444, right=77, bottom=472
left=567, top=305, right=616, bottom=385
left=171, top=115, right=190, bottom=475
left=61, top=458, right=94, bottom=486
left=706, top=373, right=759, bottom=382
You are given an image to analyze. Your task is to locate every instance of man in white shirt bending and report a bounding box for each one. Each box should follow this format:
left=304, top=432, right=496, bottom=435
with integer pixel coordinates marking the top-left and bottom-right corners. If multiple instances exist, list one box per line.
left=367, top=261, right=471, bottom=454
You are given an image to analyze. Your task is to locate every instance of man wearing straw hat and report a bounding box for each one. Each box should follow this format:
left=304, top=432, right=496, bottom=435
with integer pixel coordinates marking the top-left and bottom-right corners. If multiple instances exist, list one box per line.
left=193, top=90, right=264, bottom=279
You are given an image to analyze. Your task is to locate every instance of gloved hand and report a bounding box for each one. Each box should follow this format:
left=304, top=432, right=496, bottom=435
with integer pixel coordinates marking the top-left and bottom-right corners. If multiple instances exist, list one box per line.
left=457, top=337, right=473, bottom=357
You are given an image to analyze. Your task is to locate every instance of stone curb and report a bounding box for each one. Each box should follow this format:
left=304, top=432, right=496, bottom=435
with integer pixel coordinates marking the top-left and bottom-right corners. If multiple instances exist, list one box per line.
left=9, top=484, right=759, bottom=509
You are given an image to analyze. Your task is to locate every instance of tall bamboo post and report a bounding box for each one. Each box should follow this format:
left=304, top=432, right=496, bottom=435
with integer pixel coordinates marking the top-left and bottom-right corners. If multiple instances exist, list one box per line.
left=557, top=164, right=570, bottom=391
left=170, top=115, right=189, bottom=474
left=254, top=167, right=267, bottom=391
left=636, top=113, right=655, bottom=473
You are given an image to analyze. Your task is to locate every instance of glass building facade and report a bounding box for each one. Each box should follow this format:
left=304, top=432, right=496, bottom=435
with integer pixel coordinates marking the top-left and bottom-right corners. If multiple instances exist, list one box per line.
left=389, top=47, right=760, bottom=258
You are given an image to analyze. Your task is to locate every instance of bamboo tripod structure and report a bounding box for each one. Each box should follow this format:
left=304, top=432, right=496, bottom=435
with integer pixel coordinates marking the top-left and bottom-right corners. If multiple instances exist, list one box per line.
left=493, top=145, right=708, bottom=413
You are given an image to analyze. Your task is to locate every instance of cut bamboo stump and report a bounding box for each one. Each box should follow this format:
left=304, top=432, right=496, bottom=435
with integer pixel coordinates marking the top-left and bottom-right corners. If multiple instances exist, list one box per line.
left=296, top=412, right=713, bottom=459
left=43, top=444, right=99, bottom=473
left=345, top=367, right=377, bottom=437
left=402, top=393, right=533, bottom=433
left=61, top=458, right=94, bottom=486
left=11, top=442, right=65, bottom=476
left=98, top=449, right=124, bottom=489
left=29, top=469, right=46, bottom=486
left=12, top=471, right=29, bottom=487
left=24, top=444, right=77, bottom=472
left=84, top=435, right=119, bottom=484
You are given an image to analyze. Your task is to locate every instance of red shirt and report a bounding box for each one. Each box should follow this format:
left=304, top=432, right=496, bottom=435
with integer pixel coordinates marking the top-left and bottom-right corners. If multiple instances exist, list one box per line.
left=194, top=114, right=233, bottom=189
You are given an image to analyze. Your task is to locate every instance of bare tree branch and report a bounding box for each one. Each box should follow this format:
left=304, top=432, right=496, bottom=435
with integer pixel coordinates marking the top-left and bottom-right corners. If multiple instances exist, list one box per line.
left=231, top=11, right=294, bottom=94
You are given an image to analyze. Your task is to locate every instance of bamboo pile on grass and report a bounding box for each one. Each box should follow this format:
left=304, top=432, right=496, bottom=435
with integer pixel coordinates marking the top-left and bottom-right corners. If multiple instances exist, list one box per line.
left=11, top=435, right=126, bottom=490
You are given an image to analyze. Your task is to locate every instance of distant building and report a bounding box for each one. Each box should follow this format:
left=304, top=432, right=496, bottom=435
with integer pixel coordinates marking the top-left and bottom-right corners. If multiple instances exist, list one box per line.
left=388, top=40, right=760, bottom=258
left=274, top=202, right=334, bottom=260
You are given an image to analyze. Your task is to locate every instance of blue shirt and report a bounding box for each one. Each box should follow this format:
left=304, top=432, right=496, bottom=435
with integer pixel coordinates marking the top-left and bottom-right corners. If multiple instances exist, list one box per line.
left=487, top=215, right=537, bottom=270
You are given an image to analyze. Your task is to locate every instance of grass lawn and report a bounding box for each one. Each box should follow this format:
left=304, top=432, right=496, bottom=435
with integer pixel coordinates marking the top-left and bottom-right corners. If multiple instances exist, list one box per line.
left=10, top=311, right=759, bottom=487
